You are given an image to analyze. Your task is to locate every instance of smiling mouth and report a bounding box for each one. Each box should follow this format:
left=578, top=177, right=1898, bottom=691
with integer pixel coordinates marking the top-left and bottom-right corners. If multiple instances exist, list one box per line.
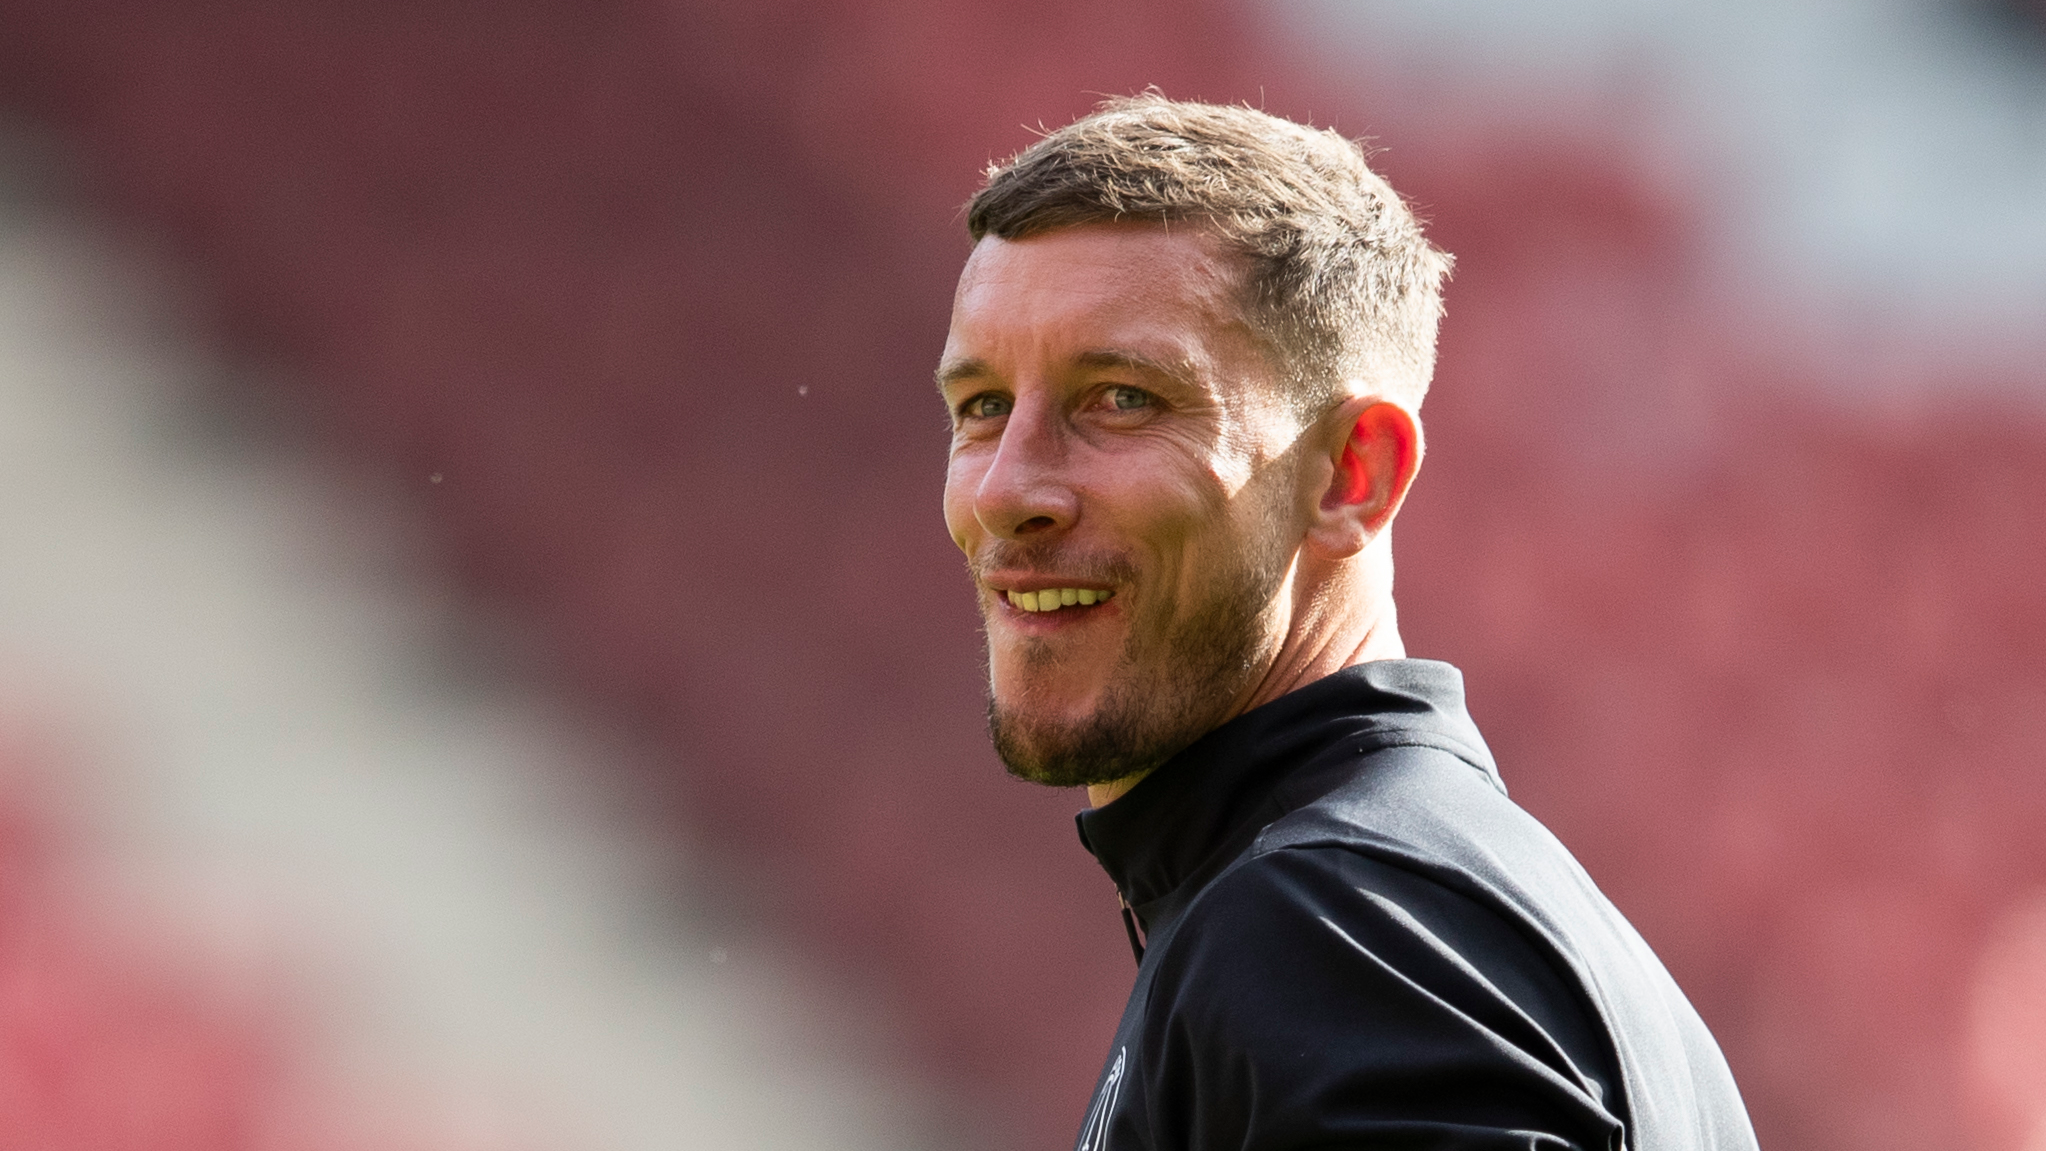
left=1003, top=587, right=1116, bottom=613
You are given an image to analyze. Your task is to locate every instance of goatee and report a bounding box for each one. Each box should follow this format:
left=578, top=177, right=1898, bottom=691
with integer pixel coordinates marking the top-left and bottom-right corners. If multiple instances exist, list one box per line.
left=986, top=543, right=1288, bottom=789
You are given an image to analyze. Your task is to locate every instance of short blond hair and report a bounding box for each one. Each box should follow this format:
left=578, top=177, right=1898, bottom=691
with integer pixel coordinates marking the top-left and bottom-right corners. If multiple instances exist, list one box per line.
left=967, top=94, right=1451, bottom=413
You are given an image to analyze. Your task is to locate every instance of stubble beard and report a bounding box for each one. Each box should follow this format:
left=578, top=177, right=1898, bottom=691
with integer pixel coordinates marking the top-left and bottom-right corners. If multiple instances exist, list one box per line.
left=983, top=537, right=1290, bottom=789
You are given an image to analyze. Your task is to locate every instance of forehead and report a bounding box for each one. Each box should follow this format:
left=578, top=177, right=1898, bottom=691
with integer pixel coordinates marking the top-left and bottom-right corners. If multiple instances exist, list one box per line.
left=943, top=224, right=1257, bottom=380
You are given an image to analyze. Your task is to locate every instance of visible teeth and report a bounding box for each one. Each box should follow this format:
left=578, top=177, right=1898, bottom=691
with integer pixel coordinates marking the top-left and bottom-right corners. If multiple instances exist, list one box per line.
left=1005, top=587, right=1114, bottom=613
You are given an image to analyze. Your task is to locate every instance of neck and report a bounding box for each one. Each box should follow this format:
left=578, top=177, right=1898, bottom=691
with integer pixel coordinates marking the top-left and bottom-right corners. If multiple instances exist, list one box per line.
left=1085, top=546, right=1402, bottom=809
left=1239, top=539, right=1403, bottom=713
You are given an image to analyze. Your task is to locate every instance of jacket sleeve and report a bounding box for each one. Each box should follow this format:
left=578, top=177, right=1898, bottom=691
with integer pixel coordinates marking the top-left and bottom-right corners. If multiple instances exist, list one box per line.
left=1138, top=845, right=1626, bottom=1151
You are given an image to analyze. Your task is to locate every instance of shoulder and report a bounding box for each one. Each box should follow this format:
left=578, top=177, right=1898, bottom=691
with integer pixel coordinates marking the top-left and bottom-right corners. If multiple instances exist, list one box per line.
left=1159, top=842, right=1607, bottom=1065
left=1136, top=844, right=1624, bottom=1151
left=1144, top=748, right=1760, bottom=1151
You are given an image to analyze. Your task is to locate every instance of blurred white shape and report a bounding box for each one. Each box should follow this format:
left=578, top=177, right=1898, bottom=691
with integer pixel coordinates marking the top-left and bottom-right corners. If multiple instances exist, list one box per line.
left=1272, top=0, right=2046, bottom=384
left=0, top=145, right=936, bottom=1151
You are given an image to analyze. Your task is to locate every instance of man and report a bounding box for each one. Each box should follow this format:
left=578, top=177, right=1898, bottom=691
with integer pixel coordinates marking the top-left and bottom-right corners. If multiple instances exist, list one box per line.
left=937, top=95, right=1758, bottom=1151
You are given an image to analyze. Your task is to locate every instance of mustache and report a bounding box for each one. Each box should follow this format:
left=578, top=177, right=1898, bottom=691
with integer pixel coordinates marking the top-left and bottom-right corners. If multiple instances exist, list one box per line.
left=968, top=539, right=1141, bottom=587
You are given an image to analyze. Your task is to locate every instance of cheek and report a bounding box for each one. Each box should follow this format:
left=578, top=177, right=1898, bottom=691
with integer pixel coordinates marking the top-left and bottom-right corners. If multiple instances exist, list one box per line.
left=1153, top=478, right=1283, bottom=598
left=942, top=458, right=984, bottom=547
left=1133, top=471, right=1234, bottom=553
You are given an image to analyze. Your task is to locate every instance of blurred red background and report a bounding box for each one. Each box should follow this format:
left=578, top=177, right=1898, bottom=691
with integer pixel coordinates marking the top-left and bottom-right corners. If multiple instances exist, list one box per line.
left=1, top=2, right=2042, bottom=1149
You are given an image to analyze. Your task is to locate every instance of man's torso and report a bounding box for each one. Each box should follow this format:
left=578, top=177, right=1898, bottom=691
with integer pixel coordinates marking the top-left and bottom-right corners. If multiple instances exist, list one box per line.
left=1073, top=661, right=1757, bottom=1151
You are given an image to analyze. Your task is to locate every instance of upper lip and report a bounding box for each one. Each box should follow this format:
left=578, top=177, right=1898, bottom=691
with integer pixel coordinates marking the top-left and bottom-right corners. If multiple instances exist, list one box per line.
left=982, top=573, right=1115, bottom=594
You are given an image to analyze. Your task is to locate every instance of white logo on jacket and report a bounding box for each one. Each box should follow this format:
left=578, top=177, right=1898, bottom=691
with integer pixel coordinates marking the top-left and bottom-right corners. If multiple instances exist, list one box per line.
left=1078, top=1046, right=1127, bottom=1151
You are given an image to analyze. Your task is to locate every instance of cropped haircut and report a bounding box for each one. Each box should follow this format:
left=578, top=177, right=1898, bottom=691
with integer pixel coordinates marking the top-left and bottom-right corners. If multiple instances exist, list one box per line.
left=966, top=94, right=1451, bottom=415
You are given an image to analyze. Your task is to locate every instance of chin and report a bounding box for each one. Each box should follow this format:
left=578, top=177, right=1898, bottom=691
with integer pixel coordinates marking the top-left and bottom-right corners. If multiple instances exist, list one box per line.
left=988, top=651, right=1109, bottom=713
left=987, top=686, right=1101, bottom=738
left=986, top=677, right=1194, bottom=790
left=987, top=708, right=1134, bottom=789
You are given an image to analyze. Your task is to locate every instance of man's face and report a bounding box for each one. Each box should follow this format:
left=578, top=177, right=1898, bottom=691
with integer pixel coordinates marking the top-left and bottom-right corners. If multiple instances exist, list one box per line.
left=938, top=223, right=1310, bottom=787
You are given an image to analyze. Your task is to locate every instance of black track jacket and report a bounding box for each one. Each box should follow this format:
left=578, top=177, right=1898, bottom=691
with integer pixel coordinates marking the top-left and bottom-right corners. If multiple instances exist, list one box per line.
left=1071, top=660, right=1757, bottom=1151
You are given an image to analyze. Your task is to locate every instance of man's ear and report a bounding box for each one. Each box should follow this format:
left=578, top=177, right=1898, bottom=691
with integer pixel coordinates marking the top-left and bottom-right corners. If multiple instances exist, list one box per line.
left=1305, top=396, right=1423, bottom=559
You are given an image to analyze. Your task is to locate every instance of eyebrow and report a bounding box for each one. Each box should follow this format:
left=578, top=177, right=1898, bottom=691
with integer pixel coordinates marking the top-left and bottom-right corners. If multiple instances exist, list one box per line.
left=933, top=348, right=1200, bottom=392
left=934, top=358, right=992, bottom=391
left=1074, top=348, right=1199, bottom=390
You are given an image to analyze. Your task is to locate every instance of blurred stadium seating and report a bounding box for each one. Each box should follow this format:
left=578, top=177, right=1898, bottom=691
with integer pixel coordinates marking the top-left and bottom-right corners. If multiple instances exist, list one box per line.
left=0, top=2, right=2042, bottom=1149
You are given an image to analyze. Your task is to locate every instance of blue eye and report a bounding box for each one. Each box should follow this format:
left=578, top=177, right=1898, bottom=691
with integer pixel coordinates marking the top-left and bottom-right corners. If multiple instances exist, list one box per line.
left=964, top=394, right=1013, bottom=418
left=1109, top=386, right=1152, bottom=411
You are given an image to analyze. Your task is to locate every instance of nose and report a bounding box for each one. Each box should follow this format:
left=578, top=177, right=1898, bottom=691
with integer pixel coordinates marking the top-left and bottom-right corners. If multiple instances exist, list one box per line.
left=974, top=393, right=1078, bottom=540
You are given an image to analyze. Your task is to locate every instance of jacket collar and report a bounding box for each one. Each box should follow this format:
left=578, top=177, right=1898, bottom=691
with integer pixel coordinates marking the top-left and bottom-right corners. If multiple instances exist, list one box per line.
left=1074, top=659, right=1499, bottom=929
